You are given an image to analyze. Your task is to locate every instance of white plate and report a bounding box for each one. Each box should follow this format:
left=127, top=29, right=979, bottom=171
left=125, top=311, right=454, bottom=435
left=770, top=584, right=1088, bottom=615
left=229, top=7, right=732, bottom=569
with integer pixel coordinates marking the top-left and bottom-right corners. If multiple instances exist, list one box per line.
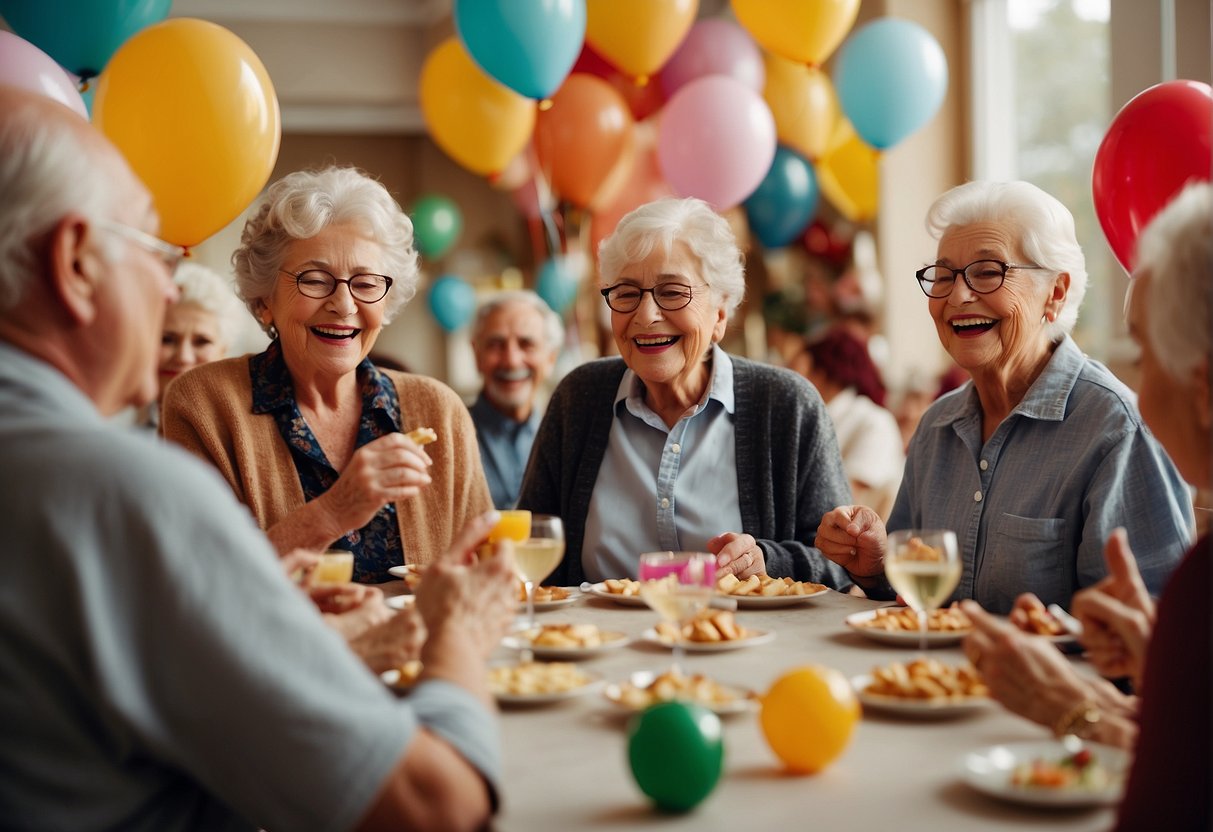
left=584, top=582, right=651, bottom=607
left=851, top=674, right=993, bottom=718
left=960, top=740, right=1130, bottom=807
left=386, top=594, right=416, bottom=610
left=490, top=671, right=605, bottom=706
left=523, top=592, right=581, bottom=612
left=641, top=627, right=775, bottom=652
left=603, top=670, right=759, bottom=716
left=844, top=609, right=970, bottom=647
left=502, top=629, right=630, bottom=660
left=387, top=564, right=421, bottom=582
left=724, top=586, right=831, bottom=609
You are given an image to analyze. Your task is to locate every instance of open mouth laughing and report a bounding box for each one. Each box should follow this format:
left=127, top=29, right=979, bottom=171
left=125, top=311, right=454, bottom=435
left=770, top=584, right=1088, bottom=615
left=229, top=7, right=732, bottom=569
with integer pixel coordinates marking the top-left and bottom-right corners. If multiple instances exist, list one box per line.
left=311, top=325, right=360, bottom=342
left=949, top=316, right=997, bottom=337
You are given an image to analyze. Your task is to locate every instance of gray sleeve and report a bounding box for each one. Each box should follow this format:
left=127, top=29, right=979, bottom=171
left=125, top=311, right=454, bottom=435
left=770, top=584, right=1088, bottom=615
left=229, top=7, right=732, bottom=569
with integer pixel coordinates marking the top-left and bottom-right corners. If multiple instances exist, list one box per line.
left=410, top=680, right=503, bottom=810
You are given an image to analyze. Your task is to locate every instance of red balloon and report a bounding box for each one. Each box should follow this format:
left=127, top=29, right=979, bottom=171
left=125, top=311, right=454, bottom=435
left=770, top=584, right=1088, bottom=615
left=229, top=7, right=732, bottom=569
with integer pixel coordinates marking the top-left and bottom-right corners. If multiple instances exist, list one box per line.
left=571, top=43, right=665, bottom=120
left=1092, top=80, right=1212, bottom=272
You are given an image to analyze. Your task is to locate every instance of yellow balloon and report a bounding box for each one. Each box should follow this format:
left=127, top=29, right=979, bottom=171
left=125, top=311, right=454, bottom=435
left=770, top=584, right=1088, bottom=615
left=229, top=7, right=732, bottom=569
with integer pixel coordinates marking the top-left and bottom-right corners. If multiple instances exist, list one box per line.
left=760, top=665, right=860, bottom=774
left=420, top=37, right=536, bottom=178
left=93, top=19, right=280, bottom=248
left=732, top=0, right=860, bottom=66
left=816, top=120, right=880, bottom=223
left=586, top=0, right=698, bottom=85
left=763, top=55, right=839, bottom=162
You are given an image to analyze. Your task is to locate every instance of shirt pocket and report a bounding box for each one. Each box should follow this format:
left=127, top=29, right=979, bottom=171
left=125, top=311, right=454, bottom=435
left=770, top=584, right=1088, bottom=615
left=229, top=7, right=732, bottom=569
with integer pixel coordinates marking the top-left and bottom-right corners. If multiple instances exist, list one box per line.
left=982, top=514, right=1068, bottom=612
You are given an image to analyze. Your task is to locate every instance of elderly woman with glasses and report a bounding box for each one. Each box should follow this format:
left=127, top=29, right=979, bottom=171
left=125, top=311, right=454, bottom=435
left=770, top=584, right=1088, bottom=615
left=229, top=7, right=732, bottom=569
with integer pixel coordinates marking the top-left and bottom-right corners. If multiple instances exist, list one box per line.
left=162, top=166, right=491, bottom=582
left=518, top=197, right=854, bottom=589
left=816, top=180, right=1192, bottom=613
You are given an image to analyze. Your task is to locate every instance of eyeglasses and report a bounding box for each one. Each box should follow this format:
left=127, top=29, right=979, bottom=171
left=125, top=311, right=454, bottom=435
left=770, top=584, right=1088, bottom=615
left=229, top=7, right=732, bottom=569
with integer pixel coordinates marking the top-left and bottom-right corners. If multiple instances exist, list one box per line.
left=278, top=268, right=394, bottom=303
left=95, top=218, right=186, bottom=276
left=915, top=259, right=1047, bottom=298
left=600, top=282, right=696, bottom=313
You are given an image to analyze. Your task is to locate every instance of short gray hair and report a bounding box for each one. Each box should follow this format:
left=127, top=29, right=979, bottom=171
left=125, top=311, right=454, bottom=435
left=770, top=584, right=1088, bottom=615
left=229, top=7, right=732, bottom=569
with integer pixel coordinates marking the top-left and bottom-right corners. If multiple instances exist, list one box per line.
left=172, top=262, right=248, bottom=352
left=232, top=166, right=420, bottom=336
left=597, top=197, right=746, bottom=320
left=471, top=289, right=564, bottom=353
left=1132, top=181, right=1212, bottom=378
left=926, top=180, right=1087, bottom=339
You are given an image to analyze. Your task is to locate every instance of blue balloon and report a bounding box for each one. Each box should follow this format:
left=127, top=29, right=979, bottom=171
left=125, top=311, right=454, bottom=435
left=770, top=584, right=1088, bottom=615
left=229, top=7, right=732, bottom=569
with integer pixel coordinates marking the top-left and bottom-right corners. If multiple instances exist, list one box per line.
left=535, top=257, right=579, bottom=314
left=835, top=18, right=948, bottom=151
left=0, top=0, right=172, bottom=79
left=744, top=146, right=819, bottom=249
left=454, top=0, right=586, bottom=100
left=428, top=274, right=476, bottom=332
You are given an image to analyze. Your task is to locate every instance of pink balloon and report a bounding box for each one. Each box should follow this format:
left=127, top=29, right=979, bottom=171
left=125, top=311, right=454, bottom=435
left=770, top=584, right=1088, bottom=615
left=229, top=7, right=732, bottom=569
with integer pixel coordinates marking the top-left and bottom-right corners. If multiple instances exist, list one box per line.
left=657, top=75, right=777, bottom=211
left=659, top=19, right=765, bottom=99
left=0, top=31, right=88, bottom=119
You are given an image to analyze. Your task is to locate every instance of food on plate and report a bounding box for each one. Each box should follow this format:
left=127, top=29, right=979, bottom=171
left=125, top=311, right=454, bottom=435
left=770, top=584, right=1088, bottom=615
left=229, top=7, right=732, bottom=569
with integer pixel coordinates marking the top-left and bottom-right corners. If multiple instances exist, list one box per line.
left=516, top=583, right=570, bottom=604
left=716, top=573, right=826, bottom=597
left=602, top=577, right=642, bottom=596
left=855, top=603, right=972, bottom=633
left=397, top=563, right=423, bottom=591
left=612, top=669, right=752, bottom=710
left=1014, top=605, right=1067, bottom=637
left=520, top=623, right=607, bottom=649
left=405, top=426, right=437, bottom=445
left=1011, top=748, right=1117, bottom=790
left=864, top=657, right=988, bottom=701
left=488, top=661, right=592, bottom=696
left=895, top=535, right=945, bottom=561
left=655, top=609, right=750, bottom=643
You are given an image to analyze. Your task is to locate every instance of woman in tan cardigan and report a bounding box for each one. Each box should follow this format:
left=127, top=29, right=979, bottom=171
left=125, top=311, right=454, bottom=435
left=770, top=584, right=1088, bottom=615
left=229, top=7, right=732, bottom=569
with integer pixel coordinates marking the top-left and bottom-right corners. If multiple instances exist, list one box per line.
left=162, top=166, right=491, bottom=582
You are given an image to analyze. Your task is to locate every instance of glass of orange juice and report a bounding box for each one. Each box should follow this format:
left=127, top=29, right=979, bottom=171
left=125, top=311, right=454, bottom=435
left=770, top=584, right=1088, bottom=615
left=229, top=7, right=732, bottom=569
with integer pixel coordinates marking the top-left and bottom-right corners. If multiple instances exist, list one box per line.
left=488, top=510, right=531, bottom=544
left=313, top=550, right=354, bottom=585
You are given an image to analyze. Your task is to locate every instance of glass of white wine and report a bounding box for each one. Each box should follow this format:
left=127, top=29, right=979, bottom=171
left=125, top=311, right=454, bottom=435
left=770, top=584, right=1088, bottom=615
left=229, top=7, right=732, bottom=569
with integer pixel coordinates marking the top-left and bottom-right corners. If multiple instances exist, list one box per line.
left=637, top=551, right=716, bottom=673
left=884, top=529, right=962, bottom=652
left=513, top=514, right=565, bottom=634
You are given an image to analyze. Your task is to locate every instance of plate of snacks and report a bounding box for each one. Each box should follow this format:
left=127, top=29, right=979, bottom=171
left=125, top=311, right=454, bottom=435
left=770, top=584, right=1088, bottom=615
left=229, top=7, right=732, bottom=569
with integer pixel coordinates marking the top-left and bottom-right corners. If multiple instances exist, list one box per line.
left=604, top=669, right=759, bottom=716
left=844, top=604, right=972, bottom=646
left=643, top=609, right=774, bottom=652
left=716, top=573, right=830, bottom=608
left=380, top=659, right=423, bottom=692
left=385, top=594, right=416, bottom=611
left=1011, top=604, right=1079, bottom=647
left=585, top=579, right=651, bottom=607
left=851, top=657, right=991, bottom=717
left=387, top=564, right=424, bottom=591
left=517, top=584, right=580, bottom=612
left=487, top=661, right=603, bottom=706
left=961, top=740, right=1129, bottom=807
left=502, top=623, right=629, bottom=660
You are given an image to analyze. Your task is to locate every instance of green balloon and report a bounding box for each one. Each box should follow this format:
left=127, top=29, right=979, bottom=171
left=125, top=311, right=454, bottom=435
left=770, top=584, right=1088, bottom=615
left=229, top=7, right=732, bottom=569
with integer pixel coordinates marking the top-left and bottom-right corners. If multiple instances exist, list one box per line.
left=627, top=702, right=724, bottom=812
left=411, top=194, right=463, bottom=259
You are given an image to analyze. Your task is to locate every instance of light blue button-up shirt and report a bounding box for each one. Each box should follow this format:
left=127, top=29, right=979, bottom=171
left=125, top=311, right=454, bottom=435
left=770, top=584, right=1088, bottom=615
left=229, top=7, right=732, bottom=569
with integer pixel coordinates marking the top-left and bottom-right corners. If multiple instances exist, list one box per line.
left=582, top=346, right=743, bottom=581
left=888, top=335, right=1193, bottom=614
left=469, top=393, right=540, bottom=509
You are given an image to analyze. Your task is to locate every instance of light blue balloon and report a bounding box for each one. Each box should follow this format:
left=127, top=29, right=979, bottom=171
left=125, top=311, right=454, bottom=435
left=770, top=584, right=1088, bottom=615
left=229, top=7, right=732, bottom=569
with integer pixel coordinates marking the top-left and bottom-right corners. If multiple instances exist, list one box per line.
left=835, top=18, right=948, bottom=151
left=535, top=257, right=578, bottom=314
left=454, top=0, right=586, bottom=100
left=428, top=274, right=476, bottom=332
left=744, top=146, right=819, bottom=249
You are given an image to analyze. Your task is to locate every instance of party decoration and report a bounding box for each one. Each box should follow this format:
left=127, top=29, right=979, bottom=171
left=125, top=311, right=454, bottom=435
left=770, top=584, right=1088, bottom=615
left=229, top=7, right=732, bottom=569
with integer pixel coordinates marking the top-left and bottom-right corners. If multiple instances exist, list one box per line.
left=627, top=702, right=723, bottom=812
left=535, top=255, right=580, bottom=314
left=534, top=73, right=635, bottom=209
left=1093, top=79, right=1213, bottom=272
left=744, top=146, right=819, bottom=249
left=657, top=75, right=776, bottom=211
left=590, top=122, right=673, bottom=252
left=93, top=19, right=280, bottom=247
left=419, top=37, right=537, bottom=177
left=835, top=18, right=948, bottom=151
left=453, top=0, right=586, bottom=101
left=428, top=274, right=477, bottom=332
left=0, top=31, right=89, bottom=118
left=760, top=665, right=858, bottom=774
left=816, top=120, right=880, bottom=223
left=585, top=0, right=698, bottom=86
left=572, top=43, right=665, bottom=120
left=763, top=55, right=838, bottom=162
left=410, top=195, right=463, bottom=260
left=731, top=0, right=859, bottom=66
left=659, top=19, right=764, bottom=100
left=0, top=0, right=171, bottom=80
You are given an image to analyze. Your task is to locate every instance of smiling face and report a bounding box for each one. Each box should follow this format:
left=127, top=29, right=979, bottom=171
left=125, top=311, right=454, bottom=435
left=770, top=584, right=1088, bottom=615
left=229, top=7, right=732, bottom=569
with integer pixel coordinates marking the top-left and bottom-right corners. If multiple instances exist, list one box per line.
left=474, top=300, right=556, bottom=422
left=157, top=302, right=226, bottom=401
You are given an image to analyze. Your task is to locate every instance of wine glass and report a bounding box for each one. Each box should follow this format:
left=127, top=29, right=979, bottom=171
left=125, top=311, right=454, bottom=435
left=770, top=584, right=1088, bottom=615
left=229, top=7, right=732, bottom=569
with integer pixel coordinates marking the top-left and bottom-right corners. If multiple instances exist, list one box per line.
left=513, top=515, right=565, bottom=635
left=884, top=529, right=962, bottom=652
left=637, top=551, right=716, bottom=674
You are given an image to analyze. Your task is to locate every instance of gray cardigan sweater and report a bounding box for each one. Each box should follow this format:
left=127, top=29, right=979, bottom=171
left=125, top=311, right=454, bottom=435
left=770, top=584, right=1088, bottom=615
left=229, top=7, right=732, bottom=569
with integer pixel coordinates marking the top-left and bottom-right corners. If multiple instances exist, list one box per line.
left=517, top=355, right=854, bottom=589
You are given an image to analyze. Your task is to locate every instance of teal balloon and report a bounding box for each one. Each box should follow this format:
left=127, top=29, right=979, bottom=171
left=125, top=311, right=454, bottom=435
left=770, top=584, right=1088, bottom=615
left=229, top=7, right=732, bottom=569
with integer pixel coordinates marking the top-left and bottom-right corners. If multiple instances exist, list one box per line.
left=0, top=0, right=172, bottom=79
left=835, top=18, right=948, bottom=150
left=744, top=146, right=819, bottom=249
left=454, top=0, right=586, bottom=100
left=627, top=702, right=724, bottom=813
left=411, top=194, right=463, bottom=260
left=428, top=274, right=476, bottom=332
left=535, top=257, right=578, bottom=314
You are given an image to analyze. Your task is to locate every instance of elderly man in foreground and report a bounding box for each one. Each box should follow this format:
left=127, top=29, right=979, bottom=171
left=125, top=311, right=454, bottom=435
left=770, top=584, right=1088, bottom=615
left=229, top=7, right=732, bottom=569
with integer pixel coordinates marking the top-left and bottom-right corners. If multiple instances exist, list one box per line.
left=0, top=85, right=514, bottom=832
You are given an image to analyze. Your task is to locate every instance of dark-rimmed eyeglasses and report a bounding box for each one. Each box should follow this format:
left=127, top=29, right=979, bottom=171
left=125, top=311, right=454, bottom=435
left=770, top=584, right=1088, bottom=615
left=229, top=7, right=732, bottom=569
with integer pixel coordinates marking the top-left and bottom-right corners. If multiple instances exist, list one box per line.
left=600, top=282, right=695, bottom=313
left=96, top=218, right=186, bottom=276
left=279, top=268, right=394, bottom=303
left=915, top=259, right=1047, bottom=298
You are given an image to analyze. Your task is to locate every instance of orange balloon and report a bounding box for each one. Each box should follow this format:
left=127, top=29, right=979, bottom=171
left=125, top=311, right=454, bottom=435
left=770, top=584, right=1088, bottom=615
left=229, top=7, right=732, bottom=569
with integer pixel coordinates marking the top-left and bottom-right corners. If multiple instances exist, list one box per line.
left=586, top=0, right=698, bottom=85
left=590, top=122, right=673, bottom=251
left=763, top=55, right=839, bottom=162
left=760, top=665, right=859, bottom=774
left=816, top=120, right=880, bottom=223
left=534, top=73, right=636, bottom=209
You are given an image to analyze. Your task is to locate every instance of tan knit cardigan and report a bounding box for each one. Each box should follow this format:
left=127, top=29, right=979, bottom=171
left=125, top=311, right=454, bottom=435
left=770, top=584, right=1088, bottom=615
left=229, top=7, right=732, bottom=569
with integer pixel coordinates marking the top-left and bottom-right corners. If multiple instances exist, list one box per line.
left=161, top=356, right=492, bottom=567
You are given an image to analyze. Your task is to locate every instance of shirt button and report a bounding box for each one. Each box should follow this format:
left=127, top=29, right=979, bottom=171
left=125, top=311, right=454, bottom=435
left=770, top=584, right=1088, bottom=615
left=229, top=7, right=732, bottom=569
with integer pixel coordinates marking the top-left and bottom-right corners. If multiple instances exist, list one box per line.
left=671, top=443, right=681, bottom=454
left=660, top=498, right=670, bottom=509
left=979, top=459, right=989, bottom=471
left=974, top=491, right=983, bottom=502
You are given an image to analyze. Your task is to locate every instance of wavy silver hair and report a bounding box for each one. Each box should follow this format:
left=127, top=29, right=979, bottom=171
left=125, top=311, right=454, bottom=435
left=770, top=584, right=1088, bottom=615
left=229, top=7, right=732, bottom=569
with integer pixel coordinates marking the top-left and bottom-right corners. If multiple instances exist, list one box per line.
left=471, top=289, right=564, bottom=353
left=172, top=262, right=248, bottom=352
left=926, top=180, right=1088, bottom=339
left=597, top=197, right=746, bottom=320
left=232, top=166, right=420, bottom=336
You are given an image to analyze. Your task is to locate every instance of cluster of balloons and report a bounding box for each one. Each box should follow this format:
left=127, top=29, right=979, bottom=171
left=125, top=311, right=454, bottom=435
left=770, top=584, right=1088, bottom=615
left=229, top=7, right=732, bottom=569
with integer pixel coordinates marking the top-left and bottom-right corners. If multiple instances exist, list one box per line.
left=0, top=3, right=281, bottom=248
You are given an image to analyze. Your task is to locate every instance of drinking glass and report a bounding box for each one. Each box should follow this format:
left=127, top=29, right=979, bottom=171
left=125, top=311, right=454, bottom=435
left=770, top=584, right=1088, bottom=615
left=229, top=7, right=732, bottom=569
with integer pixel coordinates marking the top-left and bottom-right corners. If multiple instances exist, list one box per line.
left=513, top=515, right=565, bottom=633
left=312, top=550, right=354, bottom=586
left=637, top=551, right=716, bottom=673
left=884, top=529, right=962, bottom=652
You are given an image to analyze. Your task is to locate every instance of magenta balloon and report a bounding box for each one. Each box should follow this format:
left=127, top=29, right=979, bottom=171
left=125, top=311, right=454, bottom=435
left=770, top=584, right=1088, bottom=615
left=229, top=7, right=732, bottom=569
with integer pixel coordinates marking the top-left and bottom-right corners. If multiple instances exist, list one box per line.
left=0, top=31, right=88, bottom=118
left=657, top=75, right=777, bottom=211
left=659, top=19, right=765, bottom=99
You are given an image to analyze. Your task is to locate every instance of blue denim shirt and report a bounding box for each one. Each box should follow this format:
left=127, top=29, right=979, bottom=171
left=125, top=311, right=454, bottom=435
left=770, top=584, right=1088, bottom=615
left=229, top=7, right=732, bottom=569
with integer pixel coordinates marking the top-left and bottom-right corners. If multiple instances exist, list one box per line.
left=468, top=393, right=540, bottom=509
left=889, top=336, right=1192, bottom=614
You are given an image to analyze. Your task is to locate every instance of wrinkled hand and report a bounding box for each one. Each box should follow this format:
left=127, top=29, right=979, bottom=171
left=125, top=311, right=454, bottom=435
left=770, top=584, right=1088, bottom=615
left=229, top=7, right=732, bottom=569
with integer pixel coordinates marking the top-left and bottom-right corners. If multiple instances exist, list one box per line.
left=707, top=532, right=766, bottom=579
left=280, top=548, right=320, bottom=585
left=312, top=584, right=392, bottom=639
left=814, top=505, right=886, bottom=577
left=322, top=432, right=433, bottom=531
left=1072, top=528, right=1155, bottom=686
left=347, top=607, right=427, bottom=674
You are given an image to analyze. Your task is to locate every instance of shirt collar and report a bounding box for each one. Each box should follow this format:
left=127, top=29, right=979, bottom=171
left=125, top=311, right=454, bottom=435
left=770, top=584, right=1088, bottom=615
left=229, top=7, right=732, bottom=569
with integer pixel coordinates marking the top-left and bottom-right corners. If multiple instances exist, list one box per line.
left=250, top=339, right=395, bottom=424
left=615, top=344, right=735, bottom=415
left=471, top=392, right=541, bottom=431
